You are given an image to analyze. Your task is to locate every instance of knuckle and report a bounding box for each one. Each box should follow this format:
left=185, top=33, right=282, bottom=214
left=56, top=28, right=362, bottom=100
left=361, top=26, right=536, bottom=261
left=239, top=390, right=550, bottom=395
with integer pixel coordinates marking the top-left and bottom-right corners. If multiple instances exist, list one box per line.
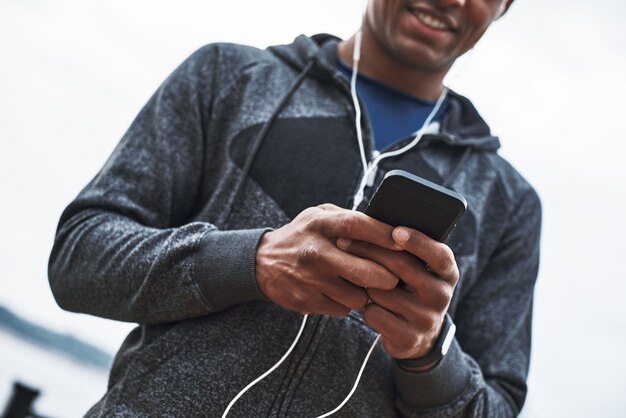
left=440, top=260, right=457, bottom=281
left=433, top=298, right=450, bottom=312
left=353, top=210, right=371, bottom=225
left=304, top=216, right=322, bottom=232
left=298, top=206, right=319, bottom=220
left=422, top=314, right=438, bottom=333
left=317, top=203, right=334, bottom=210
left=297, top=208, right=327, bottom=232
left=297, top=242, right=323, bottom=266
left=432, top=245, right=454, bottom=273
left=338, top=213, right=357, bottom=234
left=449, top=264, right=460, bottom=285
left=289, top=290, right=308, bottom=309
left=441, top=244, right=454, bottom=259
left=431, top=290, right=451, bottom=312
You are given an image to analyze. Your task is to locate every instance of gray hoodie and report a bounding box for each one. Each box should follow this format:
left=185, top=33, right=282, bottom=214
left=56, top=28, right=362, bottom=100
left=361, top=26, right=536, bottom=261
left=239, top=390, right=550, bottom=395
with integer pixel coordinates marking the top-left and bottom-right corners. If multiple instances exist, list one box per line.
left=48, top=34, right=541, bottom=417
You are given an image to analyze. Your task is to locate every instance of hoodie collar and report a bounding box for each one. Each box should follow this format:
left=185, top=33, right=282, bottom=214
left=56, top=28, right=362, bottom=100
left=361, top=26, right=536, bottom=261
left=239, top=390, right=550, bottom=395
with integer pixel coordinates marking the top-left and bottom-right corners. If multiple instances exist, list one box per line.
left=268, top=34, right=500, bottom=152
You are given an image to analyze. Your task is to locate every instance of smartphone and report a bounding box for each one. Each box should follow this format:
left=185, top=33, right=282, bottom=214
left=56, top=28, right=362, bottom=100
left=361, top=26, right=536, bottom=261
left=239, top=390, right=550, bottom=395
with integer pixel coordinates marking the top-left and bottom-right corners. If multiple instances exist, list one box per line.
left=364, top=170, right=467, bottom=242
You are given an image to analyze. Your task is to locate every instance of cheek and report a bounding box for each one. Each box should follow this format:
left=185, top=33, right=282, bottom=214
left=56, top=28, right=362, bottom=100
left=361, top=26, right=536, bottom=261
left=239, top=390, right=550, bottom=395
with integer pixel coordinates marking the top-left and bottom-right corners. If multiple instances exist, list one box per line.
left=463, top=27, right=489, bottom=53
left=367, top=1, right=391, bottom=41
left=368, top=0, right=405, bottom=39
left=459, top=9, right=497, bottom=53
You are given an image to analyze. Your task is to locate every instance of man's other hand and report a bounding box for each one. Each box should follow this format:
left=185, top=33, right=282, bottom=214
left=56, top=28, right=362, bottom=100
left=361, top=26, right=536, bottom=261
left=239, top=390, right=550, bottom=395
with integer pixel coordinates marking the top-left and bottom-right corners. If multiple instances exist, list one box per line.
left=255, top=204, right=401, bottom=317
left=336, top=226, right=459, bottom=367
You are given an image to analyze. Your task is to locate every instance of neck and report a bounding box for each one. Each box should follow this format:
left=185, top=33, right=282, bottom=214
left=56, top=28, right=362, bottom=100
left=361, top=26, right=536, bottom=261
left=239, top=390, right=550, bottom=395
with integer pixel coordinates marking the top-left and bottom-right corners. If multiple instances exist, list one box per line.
left=337, top=26, right=450, bottom=101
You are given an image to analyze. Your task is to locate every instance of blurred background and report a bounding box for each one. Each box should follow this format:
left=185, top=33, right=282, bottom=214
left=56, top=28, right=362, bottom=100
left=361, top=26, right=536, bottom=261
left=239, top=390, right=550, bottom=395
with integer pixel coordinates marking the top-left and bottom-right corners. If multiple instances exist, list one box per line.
left=1, top=0, right=625, bottom=416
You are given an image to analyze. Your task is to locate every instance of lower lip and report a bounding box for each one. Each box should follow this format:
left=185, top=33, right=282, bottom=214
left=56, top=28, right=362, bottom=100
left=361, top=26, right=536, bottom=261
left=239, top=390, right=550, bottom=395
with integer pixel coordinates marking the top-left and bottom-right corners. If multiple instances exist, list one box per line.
left=405, top=9, right=453, bottom=42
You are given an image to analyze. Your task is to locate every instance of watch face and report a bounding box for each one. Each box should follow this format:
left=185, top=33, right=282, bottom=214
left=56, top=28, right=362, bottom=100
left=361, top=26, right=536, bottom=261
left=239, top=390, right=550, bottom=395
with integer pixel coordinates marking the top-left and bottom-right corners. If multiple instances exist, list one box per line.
left=441, top=323, right=456, bottom=356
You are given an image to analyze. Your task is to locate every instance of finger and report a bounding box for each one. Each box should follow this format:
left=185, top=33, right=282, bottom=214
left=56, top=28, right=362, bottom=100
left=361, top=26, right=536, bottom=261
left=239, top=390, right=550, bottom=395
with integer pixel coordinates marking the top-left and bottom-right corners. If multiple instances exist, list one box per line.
left=333, top=253, right=399, bottom=290
left=285, top=285, right=351, bottom=317
left=315, top=275, right=369, bottom=310
left=392, top=227, right=459, bottom=284
left=297, top=239, right=399, bottom=289
left=316, top=210, right=398, bottom=251
left=337, top=238, right=403, bottom=252
left=337, top=238, right=436, bottom=292
left=315, top=294, right=352, bottom=317
left=362, top=304, right=427, bottom=358
left=367, top=287, right=449, bottom=327
left=337, top=238, right=422, bottom=275
left=327, top=248, right=399, bottom=290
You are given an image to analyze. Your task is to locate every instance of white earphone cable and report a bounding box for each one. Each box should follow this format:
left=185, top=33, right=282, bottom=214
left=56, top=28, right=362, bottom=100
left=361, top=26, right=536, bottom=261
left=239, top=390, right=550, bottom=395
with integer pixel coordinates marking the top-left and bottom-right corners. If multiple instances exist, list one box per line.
left=222, top=19, right=446, bottom=417
left=352, top=86, right=448, bottom=209
left=329, top=32, right=447, bottom=417
left=220, top=314, right=309, bottom=418
left=350, top=30, right=368, bottom=183
left=221, top=32, right=370, bottom=417
left=314, top=334, right=381, bottom=418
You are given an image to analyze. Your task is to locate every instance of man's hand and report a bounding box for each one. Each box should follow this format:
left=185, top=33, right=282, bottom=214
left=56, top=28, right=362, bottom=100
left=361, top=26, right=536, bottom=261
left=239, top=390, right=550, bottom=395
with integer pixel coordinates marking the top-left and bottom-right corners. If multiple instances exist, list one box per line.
left=255, top=204, right=401, bottom=317
left=336, top=226, right=459, bottom=366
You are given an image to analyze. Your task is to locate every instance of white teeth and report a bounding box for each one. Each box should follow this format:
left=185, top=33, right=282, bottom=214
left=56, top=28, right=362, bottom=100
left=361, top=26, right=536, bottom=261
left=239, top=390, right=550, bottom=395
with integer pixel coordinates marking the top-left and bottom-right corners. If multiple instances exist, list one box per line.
left=417, top=12, right=448, bottom=30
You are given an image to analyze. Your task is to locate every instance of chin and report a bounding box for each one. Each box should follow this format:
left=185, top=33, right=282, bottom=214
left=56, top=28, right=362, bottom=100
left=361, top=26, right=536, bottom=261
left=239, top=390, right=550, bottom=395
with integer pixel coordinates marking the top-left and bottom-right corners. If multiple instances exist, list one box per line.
left=393, top=41, right=454, bottom=72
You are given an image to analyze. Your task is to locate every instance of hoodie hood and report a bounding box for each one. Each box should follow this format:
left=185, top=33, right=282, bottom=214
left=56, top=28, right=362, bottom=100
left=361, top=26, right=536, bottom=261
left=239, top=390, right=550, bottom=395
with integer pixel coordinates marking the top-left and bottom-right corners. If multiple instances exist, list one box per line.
left=268, top=34, right=501, bottom=152
left=268, top=33, right=339, bottom=79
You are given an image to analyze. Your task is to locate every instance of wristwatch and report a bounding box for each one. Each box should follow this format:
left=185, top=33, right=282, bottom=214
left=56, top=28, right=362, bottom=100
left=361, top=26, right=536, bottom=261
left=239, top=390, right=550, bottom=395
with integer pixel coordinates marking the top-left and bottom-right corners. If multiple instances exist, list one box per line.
left=396, top=314, right=456, bottom=372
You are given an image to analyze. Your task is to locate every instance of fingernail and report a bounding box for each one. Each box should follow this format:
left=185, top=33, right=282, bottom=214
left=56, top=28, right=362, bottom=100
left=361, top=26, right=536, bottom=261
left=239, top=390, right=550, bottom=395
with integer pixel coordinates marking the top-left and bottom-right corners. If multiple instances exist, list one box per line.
left=394, top=228, right=410, bottom=244
left=336, top=237, right=351, bottom=249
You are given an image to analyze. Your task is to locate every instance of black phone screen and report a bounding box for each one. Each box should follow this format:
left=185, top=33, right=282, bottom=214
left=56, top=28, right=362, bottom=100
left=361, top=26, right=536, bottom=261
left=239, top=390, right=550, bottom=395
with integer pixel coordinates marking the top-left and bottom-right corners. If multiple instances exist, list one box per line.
left=364, top=170, right=467, bottom=242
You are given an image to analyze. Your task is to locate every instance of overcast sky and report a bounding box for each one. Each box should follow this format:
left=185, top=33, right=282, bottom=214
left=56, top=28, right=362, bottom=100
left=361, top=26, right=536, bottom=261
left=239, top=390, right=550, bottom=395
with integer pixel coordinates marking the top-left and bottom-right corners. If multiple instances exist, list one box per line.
left=1, top=0, right=625, bottom=416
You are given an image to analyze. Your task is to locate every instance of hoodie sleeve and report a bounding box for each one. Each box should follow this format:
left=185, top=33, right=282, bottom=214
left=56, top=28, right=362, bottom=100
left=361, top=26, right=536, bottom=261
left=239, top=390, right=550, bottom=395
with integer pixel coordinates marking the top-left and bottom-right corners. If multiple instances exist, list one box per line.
left=48, top=46, right=268, bottom=325
left=393, top=188, right=542, bottom=417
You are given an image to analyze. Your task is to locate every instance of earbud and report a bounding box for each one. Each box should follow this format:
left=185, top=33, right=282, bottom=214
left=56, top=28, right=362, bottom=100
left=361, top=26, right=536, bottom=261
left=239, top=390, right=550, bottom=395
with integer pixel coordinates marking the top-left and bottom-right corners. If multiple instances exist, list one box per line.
left=496, top=0, right=508, bottom=18
left=353, top=30, right=362, bottom=63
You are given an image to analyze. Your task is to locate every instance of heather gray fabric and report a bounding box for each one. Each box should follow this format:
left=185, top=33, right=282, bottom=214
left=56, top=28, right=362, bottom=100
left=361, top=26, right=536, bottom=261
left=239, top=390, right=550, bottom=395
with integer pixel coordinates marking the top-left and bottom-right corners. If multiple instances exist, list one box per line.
left=48, top=34, right=541, bottom=417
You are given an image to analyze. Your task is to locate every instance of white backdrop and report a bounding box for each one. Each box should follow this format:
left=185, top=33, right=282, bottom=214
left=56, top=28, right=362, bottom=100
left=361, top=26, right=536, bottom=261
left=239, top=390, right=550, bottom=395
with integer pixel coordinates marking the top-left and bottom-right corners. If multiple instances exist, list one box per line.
left=1, top=0, right=625, bottom=416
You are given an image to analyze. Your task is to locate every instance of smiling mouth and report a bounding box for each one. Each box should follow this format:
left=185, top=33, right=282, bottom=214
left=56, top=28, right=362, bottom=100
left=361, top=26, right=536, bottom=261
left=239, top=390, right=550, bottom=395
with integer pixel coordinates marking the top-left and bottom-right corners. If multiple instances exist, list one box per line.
left=409, top=9, right=453, bottom=31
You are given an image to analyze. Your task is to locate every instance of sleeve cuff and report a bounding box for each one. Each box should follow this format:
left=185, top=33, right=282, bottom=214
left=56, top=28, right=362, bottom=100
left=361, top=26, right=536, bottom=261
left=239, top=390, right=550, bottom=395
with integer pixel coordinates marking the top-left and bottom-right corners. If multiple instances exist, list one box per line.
left=192, top=227, right=271, bottom=311
left=393, top=338, right=471, bottom=410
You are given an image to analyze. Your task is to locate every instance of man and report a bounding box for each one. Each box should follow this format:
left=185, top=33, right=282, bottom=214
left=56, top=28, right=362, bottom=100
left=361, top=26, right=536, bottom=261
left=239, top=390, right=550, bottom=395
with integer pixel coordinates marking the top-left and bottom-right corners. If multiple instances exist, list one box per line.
left=49, top=0, right=541, bottom=416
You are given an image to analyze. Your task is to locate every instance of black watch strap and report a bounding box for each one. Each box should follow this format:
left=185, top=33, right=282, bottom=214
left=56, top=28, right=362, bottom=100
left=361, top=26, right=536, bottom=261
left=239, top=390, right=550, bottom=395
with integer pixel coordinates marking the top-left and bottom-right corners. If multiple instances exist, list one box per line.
left=396, top=314, right=456, bottom=372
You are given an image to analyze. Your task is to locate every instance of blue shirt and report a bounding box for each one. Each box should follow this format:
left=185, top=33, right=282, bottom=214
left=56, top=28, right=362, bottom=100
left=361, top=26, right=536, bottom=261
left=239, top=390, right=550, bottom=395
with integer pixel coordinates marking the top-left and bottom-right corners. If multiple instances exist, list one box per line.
left=337, top=58, right=449, bottom=151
